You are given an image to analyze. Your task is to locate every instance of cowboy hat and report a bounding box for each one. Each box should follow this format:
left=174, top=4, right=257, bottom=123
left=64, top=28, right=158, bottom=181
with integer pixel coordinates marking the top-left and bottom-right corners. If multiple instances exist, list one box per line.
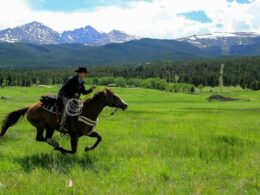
left=74, top=67, right=89, bottom=73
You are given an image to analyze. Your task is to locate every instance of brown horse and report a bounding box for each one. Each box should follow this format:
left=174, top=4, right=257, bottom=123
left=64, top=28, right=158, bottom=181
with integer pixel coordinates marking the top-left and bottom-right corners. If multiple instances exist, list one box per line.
left=0, top=88, right=128, bottom=154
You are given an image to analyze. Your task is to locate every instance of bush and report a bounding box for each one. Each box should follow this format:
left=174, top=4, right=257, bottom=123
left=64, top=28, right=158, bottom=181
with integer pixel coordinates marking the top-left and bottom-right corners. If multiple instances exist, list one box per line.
left=140, top=78, right=167, bottom=90
left=114, top=77, right=126, bottom=87
left=126, top=78, right=141, bottom=87
left=166, top=83, right=195, bottom=93
left=198, top=84, right=204, bottom=92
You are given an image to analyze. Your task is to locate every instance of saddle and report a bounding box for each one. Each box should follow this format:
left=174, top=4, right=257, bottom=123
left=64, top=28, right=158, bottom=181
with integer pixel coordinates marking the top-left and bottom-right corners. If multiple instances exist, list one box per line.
left=40, top=94, right=61, bottom=114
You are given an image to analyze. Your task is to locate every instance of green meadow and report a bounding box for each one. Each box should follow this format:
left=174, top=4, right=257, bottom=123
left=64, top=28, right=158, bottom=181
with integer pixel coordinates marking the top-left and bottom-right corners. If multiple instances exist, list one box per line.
left=0, top=86, right=259, bottom=194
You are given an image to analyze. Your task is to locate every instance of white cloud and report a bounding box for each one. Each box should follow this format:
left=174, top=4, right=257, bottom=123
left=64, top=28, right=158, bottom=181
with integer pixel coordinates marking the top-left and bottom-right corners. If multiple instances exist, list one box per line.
left=0, top=0, right=259, bottom=38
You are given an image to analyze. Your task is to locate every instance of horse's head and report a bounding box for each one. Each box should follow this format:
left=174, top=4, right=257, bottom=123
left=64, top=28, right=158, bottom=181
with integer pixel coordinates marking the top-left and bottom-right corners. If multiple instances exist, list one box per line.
left=104, top=88, right=128, bottom=110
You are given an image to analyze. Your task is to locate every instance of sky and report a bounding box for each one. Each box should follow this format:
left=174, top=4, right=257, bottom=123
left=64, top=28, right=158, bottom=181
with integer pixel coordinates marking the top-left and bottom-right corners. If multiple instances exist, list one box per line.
left=0, top=0, right=259, bottom=39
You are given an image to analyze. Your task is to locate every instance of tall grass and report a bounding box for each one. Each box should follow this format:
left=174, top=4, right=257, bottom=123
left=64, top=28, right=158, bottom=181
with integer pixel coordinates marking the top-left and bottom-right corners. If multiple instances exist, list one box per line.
left=0, top=86, right=259, bottom=194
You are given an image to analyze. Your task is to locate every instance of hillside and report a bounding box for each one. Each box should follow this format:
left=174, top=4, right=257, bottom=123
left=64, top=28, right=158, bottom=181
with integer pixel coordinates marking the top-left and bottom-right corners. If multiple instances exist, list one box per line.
left=0, top=37, right=260, bottom=67
left=0, top=39, right=212, bottom=67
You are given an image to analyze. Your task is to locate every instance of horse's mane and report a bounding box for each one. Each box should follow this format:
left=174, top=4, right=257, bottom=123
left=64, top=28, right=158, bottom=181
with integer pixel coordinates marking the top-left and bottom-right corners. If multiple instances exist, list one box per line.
left=83, top=88, right=114, bottom=105
left=83, top=91, right=105, bottom=105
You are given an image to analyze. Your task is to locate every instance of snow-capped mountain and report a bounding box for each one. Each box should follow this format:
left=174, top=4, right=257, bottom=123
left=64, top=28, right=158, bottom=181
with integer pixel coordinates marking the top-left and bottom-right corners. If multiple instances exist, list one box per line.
left=62, top=26, right=138, bottom=45
left=176, top=32, right=260, bottom=54
left=0, top=22, right=63, bottom=44
left=62, top=25, right=103, bottom=44
left=0, top=21, right=139, bottom=45
left=99, top=30, right=139, bottom=45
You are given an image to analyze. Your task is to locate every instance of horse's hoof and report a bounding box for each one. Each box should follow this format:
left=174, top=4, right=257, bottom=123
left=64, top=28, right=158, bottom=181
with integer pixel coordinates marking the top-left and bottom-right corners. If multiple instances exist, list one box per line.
left=54, top=147, right=66, bottom=155
left=47, top=138, right=59, bottom=148
left=54, top=147, right=60, bottom=151
left=52, top=141, right=59, bottom=148
left=84, top=146, right=93, bottom=151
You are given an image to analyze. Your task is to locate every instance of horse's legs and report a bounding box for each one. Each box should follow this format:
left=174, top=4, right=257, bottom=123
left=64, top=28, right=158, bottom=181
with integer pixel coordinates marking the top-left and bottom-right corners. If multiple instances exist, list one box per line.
left=45, top=124, right=59, bottom=148
left=54, top=134, right=78, bottom=154
left=85, top=131, right=102, bottom=151
left=36, top=127, right=46, bottom=142
left=34, top=123, right=59, bottom=148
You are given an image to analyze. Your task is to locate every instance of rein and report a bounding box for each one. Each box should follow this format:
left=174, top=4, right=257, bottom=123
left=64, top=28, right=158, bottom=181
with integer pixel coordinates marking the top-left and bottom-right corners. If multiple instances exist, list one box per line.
left=83, top=94, right=119, bottom=118
left=100, top=108, right=118, bottom=118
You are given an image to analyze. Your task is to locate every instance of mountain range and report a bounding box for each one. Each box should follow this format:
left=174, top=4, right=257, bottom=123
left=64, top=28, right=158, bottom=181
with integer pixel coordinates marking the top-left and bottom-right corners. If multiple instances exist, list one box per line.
left=177, top=32, right=260, bottom=55
left=0, top=22, right=138, bottom=45
left=0, top=22, right=260, bottom=67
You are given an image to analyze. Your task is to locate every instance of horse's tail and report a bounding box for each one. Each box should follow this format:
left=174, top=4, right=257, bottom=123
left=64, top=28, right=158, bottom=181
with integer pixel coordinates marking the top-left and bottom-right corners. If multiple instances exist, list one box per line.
left=0, top=107, right=29, bottom=138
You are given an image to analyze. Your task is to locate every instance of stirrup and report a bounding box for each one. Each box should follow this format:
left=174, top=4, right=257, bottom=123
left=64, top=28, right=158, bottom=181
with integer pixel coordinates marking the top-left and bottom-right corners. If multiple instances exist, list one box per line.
left=59, top=125, right=69, bottom=136
left=60, top=128, right=69, bottom=137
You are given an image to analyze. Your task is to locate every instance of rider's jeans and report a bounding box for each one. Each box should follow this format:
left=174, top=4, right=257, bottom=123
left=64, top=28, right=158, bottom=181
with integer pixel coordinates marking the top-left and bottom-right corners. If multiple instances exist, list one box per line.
left=59, top=96, right=69, bottom=130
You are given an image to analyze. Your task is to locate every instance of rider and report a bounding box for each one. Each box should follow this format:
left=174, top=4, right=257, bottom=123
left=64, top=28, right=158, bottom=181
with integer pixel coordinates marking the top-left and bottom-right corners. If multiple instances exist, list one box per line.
left=58, top=67, right=96, bottom=132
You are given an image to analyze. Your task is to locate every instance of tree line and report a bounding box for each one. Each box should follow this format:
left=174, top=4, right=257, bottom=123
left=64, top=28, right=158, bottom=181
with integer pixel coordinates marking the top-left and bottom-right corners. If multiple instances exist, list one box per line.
left=0, top=56, right=259, bottom=90
left=89, top=57, right=260, bottom=90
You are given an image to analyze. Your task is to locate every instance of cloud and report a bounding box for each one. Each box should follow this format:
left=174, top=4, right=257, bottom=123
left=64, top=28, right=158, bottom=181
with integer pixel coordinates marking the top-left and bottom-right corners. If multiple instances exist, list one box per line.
left=0, top=0, right=259, bottom=39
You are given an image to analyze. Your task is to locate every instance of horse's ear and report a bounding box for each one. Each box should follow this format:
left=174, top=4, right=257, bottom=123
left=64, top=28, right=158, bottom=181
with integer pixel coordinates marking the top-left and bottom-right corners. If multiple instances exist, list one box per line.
left=105, top=87, right=111, bottom=93
left=104, top=88, right=109, bottom=95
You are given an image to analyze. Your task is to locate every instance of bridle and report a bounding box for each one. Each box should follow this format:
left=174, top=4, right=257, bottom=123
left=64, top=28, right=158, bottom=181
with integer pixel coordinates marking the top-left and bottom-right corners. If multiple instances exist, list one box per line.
left=100, top=108, right=118, bottom=118
left=100, top=91, right=119, bottom=117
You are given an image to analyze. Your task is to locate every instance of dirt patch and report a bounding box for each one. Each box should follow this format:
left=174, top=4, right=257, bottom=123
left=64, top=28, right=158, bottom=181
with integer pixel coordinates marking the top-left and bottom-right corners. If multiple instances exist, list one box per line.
left=38, top=85, right=52, bottom=88
left=208, top=95, right=238, bottom=102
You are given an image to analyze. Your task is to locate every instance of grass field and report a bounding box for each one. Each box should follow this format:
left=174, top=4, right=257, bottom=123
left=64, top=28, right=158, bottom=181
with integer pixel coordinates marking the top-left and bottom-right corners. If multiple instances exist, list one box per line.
left=0, top=86, right=259, bottom=194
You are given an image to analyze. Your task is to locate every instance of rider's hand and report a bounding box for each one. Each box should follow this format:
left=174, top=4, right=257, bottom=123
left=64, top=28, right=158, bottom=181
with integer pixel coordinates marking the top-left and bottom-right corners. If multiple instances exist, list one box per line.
left=74, top=92, right=80, bottom=97
left=91, top=85, right=96, bottom=90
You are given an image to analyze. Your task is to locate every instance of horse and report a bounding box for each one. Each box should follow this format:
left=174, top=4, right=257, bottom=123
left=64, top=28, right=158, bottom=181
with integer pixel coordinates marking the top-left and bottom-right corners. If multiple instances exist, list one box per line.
left=0, top=88, right=128, bottom=154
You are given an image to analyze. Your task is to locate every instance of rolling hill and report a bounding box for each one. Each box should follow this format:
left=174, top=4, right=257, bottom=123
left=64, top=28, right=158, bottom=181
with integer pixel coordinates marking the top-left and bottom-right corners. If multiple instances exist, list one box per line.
left=0, top=38, right=217, bottom=67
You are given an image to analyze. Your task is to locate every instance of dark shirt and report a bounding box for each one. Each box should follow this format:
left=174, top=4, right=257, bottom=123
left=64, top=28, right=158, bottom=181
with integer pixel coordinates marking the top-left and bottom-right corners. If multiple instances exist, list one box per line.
left=59, top=75, right=92, bottom=98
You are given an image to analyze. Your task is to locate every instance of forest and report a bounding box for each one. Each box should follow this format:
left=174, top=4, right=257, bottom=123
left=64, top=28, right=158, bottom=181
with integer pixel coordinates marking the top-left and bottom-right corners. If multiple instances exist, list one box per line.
left=0, top=56, right=259, bottom=90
